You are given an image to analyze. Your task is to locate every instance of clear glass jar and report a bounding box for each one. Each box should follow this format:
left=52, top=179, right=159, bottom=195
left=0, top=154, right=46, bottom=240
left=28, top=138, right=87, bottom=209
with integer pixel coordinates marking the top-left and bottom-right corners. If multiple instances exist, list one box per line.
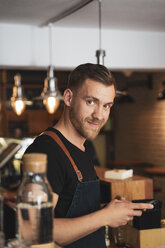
left=16, top=153, right=53, bottom=245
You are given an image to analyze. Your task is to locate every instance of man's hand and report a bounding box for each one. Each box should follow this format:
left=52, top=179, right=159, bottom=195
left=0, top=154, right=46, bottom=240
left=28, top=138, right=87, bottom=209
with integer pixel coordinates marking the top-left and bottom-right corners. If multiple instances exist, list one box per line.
left=103, top=197, right=153, bottom=228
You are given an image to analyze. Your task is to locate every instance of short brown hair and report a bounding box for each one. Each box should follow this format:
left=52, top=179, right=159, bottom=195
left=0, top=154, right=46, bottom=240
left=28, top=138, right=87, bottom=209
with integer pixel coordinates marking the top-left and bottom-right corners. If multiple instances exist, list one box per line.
left=67, top=63, right=116, bottom=92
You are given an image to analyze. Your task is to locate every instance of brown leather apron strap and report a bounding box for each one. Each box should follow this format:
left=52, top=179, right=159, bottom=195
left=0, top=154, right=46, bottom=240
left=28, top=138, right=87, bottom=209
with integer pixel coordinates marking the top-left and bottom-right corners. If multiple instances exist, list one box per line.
left=42, top=130, right=83, bottom=182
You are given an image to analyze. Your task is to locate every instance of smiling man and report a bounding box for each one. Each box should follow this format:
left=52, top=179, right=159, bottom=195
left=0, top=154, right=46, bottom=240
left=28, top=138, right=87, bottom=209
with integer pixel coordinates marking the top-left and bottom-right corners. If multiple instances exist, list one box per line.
left=25, top=63, right=153, bottom=248
left=68, top=78, right=115, bottom=141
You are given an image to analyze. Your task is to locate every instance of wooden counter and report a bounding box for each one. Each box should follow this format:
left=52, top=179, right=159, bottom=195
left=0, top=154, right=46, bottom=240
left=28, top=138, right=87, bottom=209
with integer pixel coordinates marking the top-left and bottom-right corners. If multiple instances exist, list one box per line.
left=145, top=166, right=165, bottom=175
left=95, top=166, right=153, bottom=201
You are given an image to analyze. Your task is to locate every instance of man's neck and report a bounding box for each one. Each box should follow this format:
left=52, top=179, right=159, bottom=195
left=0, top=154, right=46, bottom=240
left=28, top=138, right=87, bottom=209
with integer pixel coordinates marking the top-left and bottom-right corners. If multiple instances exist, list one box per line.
left=53, top=115, right=86, bottom=152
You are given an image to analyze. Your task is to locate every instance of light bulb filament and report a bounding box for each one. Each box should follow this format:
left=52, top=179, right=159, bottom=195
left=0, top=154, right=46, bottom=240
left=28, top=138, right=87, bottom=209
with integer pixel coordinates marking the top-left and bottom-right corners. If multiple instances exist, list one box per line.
left=13, top=99, right=26, bottom=116
left=44, top=96, right=60, bottom=114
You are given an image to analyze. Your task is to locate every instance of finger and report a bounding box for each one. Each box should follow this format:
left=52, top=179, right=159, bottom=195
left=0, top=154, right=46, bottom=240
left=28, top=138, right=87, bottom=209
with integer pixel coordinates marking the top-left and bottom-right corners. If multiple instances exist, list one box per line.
left=129, top=216, right=133, bottom=221
left=133, top=210, right=143, bottom=216
left=132, top=203, right=153, bottom=210
left=127, top=216, right=133, bottom=221
left=120, top=220, right=128, bottom=226
left=126, top=217, right=131, bottom=222
left=113, top=198, right=122, bottom=204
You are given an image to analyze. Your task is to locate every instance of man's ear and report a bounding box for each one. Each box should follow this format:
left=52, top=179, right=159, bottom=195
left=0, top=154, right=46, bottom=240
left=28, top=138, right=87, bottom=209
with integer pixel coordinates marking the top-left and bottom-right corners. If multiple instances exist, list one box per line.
left=63, top=88, right=73, bottom=106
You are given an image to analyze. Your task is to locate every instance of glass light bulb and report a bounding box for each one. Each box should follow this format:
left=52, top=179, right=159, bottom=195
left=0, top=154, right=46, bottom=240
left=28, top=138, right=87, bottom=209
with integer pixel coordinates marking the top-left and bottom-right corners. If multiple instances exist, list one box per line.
left=44, top=96, right=60, bottom=114
left=13, top=99, right=26, bottom=116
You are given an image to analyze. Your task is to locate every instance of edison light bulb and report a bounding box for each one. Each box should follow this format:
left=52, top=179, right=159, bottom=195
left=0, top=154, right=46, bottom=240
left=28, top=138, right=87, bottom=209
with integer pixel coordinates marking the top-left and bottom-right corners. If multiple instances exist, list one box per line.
left=13, top=99, right=26, bottom=116
left=44, top=96, right=60, bottom=114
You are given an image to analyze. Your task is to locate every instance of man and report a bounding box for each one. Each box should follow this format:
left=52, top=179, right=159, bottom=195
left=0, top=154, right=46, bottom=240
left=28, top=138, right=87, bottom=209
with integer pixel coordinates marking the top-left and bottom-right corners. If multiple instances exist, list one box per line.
left=25, top=63, right=153, bottom=248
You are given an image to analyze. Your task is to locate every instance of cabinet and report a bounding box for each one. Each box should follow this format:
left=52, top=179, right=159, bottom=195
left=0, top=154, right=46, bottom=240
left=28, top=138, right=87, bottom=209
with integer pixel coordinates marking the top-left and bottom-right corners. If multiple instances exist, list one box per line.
left=3, top=109, right=62, bottom=137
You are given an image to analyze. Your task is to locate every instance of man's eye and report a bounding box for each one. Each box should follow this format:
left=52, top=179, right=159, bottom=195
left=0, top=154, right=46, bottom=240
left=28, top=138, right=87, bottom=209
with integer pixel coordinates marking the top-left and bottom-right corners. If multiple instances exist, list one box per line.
left=104, top=104, right=111, bottom=109
left=87, top=100, right=94, bottom=105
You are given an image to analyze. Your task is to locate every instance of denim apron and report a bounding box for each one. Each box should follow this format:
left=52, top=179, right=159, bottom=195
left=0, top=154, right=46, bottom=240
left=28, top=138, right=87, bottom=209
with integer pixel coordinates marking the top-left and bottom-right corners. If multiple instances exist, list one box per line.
left=43, top=131, right=106, bottom=248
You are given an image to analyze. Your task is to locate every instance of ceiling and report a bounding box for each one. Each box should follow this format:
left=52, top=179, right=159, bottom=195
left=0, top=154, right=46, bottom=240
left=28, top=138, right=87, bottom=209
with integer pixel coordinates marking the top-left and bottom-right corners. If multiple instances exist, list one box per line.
left=0, top=0, right=165, bottom=32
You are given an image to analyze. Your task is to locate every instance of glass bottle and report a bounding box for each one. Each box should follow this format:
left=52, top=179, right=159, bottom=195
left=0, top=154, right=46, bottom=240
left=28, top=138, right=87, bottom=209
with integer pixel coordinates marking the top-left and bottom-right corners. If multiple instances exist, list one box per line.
left=114, top=226, right=126, bottom=247
left=16, top=153, right=53, bottom=246
left=114, top=226, right=133, bottom=248
left=105, top=225, right=110, bottom=247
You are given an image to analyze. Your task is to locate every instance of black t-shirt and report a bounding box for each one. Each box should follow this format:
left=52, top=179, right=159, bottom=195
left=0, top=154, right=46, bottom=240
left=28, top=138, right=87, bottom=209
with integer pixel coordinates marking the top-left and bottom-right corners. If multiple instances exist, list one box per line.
left=25, top=127, right=97, bottom=217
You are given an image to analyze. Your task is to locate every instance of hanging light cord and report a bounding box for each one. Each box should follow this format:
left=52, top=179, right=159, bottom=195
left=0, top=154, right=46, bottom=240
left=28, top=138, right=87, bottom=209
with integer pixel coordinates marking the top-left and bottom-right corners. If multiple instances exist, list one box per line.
left=95, top=0, right=105, bottom=65
left=98, top=0, right=102, bottom=51
left=48, top=23, right=53, bottom=66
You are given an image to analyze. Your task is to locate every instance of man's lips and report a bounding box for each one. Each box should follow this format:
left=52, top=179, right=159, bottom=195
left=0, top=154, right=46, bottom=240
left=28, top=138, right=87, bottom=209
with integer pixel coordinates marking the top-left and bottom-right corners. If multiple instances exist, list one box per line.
left=88, top=121, right=100, bottom=125
left=87, top=119, right=103, bottom=128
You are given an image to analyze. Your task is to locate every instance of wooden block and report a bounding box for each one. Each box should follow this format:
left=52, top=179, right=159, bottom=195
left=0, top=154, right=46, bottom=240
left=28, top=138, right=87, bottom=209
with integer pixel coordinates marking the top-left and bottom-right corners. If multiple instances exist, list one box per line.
left=126, top=225, right=165, bottom=248
left=95, top=167, right=153, bottom=201
left=32, top=242, right=55, bottom=248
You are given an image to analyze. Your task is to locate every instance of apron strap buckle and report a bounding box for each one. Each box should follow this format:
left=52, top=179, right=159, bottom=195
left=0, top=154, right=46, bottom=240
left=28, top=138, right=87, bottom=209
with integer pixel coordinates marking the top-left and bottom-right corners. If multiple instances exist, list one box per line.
left=76, top=170, right=83, bottom=182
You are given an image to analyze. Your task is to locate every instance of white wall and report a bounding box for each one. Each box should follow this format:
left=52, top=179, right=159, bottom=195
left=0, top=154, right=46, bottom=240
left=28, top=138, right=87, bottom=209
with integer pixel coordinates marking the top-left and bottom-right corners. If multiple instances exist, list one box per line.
left=0, top=23, right=165, bottom=69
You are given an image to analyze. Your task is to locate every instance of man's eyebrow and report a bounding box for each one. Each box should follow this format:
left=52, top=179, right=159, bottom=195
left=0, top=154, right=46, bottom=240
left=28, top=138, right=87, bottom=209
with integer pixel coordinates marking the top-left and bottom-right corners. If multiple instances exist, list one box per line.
left=84, top=96, right=114, bottom=105
left=108, top=102, right=114, bottom=106
left=83, top=95, right=96, bottom=100
left=84, top=96, right=101, bottom=102
left=85, top=95, right=96, bottom=98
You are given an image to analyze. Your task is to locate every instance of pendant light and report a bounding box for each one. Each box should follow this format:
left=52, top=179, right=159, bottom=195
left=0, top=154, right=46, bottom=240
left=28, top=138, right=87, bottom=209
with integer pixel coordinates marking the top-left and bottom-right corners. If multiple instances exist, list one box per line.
left=95, top=0, right=106, bottom=65
left=42, top=65, right=62, bottom=114
left=36, top=23, right=62, bottom=114
left=94, top=1, right=133, bottom=103
left=10, top=74, right=26, bottom=116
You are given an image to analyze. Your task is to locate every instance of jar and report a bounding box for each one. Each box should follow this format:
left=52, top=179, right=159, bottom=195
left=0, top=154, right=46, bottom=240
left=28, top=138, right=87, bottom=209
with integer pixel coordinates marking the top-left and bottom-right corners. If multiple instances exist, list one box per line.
left=16, top=153, right=53, bottom=246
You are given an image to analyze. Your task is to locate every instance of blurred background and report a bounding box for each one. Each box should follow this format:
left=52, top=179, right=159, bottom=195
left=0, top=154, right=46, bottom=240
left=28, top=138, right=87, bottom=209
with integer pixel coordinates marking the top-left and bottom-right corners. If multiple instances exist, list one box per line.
left=0, top=0, right=165, bottom=221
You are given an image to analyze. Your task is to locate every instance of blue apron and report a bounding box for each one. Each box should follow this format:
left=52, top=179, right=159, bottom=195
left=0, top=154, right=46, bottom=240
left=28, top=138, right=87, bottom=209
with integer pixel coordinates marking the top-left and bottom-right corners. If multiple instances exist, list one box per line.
left=43, top=131, right=106, bottom=248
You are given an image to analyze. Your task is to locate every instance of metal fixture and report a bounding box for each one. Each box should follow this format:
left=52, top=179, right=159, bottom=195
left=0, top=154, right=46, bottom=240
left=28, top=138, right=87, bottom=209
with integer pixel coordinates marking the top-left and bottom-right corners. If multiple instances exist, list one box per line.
left=35, top=23, right=62, bottom=114
left=42, top=65, right=62, bottom=114
left=94, top=0, right=133, bottom=103
left=95, top=0, right=106, bottom=65
left=10, top=74, right=26, bottom=116
left=40, top=0, right=94, bottom=27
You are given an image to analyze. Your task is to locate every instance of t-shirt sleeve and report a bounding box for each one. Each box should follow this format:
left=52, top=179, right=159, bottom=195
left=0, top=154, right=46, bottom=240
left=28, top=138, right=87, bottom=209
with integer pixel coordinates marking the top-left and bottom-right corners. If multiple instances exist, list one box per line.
left=24, top=135, right=66, bottom=195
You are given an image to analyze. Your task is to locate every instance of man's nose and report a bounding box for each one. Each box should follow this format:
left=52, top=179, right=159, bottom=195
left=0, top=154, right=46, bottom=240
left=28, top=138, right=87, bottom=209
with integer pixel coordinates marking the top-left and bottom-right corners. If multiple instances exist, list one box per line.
left=92, top=106, right=103, bottom=120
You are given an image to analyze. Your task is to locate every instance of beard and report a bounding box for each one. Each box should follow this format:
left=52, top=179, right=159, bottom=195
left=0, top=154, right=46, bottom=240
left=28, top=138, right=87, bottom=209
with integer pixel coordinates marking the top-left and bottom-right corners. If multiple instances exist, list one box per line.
left=69, top=106, right=106, bottom=140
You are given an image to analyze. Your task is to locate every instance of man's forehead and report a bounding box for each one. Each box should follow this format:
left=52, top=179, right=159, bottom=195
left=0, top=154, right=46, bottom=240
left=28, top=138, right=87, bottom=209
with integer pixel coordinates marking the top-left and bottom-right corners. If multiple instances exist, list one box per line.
left=80, top=79, right=115, bottom=94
